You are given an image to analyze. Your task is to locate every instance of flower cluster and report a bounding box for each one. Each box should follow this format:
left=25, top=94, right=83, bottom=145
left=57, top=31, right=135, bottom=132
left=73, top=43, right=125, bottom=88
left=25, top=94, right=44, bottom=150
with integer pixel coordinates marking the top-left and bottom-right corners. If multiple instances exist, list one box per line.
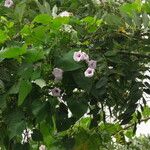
left=4, top=0, right=13, bottom=8
left=21, top=128, right=33, bottom=144
left=60, top=24, right=74, bottom=33
left=49, top=68, right=63, bottom=97
left=73, top=50, right=97, bottom=77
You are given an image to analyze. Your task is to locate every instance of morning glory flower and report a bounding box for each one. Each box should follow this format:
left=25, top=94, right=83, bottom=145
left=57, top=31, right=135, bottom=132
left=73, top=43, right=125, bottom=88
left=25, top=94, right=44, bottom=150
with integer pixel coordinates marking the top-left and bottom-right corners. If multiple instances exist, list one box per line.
left=81, top=52, right=89, bottom=62
left=51, top=87, right=61, bottom=97
left=84, top=68, right=95, bottom=78
left=4, top=0, right=13, bottom=8
left=88, top=60, right=97, bottom=69
left=52, top=68, right=63, bottom=81
left=73, top=50, right=89, bottom=62
left=73, top=50, right=84, bottom=62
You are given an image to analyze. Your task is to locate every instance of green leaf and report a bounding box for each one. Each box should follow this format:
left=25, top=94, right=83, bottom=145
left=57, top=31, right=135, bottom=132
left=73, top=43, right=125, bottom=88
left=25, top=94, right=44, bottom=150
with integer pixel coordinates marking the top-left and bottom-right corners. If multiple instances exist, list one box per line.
left=18, top=80, right=32, bottom=106
left=32, top=101, right=48, bottom=122
left=0, top=80, right=5, bottom=93
left=104, top=51, right=117, bottom=57
left=0, top=46, right=26, bottom=59
left=51, top=17, right=70, bottom=30
left=9, top=82, right=20, bottom=94
left=105, top=14, right=122, bottom=26
left=78, top=117, right=91, bottom=129
left=40, top=121, right=53, bottom=146
left=32, top=101, right=47, bottom=117
left=91, top=85, right=106, bottom=99
left=33, top=14, right=52, bottom=24
left=68, top=99, right=88, bottom=119
left=32, top=129, right=43, bottom=141
left=0, top=30, right=8, bottom=44
left=57, top=51, right=83, bottom=71
left=14, top=2, right=26, bottom=22
left=143, top=2, right=150, bottom=13
left=142, top=12, right=149, bottom=28
left=100, top=123, right=122, bottom=135
left=7, top=111, right=25, bottom=139
left=120, top=3, right=140, bottom=16
left=73, top=71, right=93, bottom=93
left=21, top=25, right=31, bottom=37
left=0, top=95, right=6, bottom=110
left=33, top=79, right=46, bottom=88
left=96, top=77, right=108, bottom=89
left=24, top=49, right=45, bottom=63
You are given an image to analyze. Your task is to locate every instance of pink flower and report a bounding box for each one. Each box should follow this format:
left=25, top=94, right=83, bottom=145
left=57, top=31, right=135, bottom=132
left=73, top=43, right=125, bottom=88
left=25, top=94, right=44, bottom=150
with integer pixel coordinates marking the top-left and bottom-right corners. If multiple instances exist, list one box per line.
left=51, top=87, right=61, bottom=97
left=52, top=68, right=63, bottom=81
left=4, top=0, right=13, bottom=8
left=81, top=52, right=89, bottom=61
left=39, top=145, right=46, bottom=150
left=88, top=60, right=97, bottom=69
left=84, top=68, right=95, bottom=78
left=73, top=50, right=83, bottom=62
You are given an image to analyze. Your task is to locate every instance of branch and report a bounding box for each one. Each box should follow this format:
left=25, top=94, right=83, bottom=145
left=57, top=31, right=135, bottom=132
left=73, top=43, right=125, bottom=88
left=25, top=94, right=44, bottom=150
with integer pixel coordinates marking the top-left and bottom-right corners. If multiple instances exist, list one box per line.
left=123, top=117, right=150, bottom=131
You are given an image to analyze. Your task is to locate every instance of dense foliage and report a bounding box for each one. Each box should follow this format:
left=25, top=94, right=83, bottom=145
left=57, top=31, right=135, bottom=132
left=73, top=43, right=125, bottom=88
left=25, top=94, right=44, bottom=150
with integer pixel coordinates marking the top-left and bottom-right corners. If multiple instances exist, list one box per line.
left=0, top=0, right=150, bottom=149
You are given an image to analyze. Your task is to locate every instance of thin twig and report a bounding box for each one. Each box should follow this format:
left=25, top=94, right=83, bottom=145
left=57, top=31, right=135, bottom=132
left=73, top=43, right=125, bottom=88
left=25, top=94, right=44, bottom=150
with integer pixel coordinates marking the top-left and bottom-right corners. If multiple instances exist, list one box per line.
left=123, top=117, right=150, bottom=131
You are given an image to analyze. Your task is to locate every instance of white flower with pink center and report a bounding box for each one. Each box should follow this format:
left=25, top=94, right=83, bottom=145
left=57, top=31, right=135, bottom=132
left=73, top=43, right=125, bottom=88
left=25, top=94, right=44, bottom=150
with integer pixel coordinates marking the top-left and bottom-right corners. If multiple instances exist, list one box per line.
left=81, top=52, right=89, bottom=61
left=39, top=145, right=47, bottom=150
left=88, top=60, right=97, bottom=69
left=4, top=0, right=13, bottom=8
left=84, top=68, right=95, bottom=78
left=52, top=68, right=63, bottom=81
left=51, top=87, right=61, bottom=97
left=73, top=50, right=83, bottom=62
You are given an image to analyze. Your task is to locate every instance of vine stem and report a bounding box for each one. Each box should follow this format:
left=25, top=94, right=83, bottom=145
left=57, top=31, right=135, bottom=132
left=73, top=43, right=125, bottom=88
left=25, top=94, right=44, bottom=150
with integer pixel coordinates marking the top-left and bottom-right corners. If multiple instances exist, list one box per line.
left=123, top=117, right=150, bottom=131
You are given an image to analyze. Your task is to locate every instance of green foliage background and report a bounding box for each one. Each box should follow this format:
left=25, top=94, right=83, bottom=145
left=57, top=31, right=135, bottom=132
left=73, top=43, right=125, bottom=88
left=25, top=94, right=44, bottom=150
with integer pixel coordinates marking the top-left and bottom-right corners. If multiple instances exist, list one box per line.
left=0, top=0, right=150, bottom=149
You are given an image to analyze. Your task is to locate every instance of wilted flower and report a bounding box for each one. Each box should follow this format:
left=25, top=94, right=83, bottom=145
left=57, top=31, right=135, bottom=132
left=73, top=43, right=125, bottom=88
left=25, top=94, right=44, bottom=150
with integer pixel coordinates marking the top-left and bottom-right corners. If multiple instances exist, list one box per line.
left=84, top=68, right=95, bottom=78
left=21, top=128, right=33, bottom=144
left=73, top=50, right=83, bottom=62
left=88, top=60, right=97, bottom=69
left=51, top=87, right=61, bottom=97
left=52, top=68, right=63, bottom=81
left=39, top=145, right=47, bottom=150
left=4, top=0, right=13, bottom=8
left=59, top=11, right=72, bottom=17
left=81, top=52, right=89, bottom=62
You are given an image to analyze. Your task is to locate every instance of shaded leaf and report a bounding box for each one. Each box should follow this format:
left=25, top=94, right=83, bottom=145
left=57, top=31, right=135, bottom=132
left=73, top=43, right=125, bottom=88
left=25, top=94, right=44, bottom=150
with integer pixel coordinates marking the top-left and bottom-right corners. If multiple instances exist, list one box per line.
left=18, top=80, right=32, bottom=106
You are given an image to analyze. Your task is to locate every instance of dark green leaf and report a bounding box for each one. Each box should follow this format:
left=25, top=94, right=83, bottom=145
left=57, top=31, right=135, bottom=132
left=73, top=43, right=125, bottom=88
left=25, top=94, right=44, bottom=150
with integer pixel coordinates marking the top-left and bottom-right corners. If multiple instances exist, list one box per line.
left=32, top=129, right=43, bottom=141
left=18, top=80, right=32, bottom=106
left=57, top=51, right=83, bottom=71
